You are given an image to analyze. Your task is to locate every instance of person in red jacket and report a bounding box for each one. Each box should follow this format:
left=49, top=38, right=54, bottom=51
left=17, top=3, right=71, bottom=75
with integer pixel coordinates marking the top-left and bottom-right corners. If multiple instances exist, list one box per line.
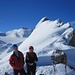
left=9, top=44, right=26, bottom=75
left=26, top=46, right=38, bottom=75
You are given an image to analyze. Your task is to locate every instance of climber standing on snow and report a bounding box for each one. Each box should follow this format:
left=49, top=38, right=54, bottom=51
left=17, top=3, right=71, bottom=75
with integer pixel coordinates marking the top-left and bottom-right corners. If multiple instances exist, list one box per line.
left=26, top=46, right=38, bottom=75
left=9, top=44, right=26, bottom=75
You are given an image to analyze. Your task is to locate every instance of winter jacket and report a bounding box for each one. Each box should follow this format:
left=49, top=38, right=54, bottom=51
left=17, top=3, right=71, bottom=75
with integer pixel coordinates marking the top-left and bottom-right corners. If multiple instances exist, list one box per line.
left=26, top=52, right=38, bottom=64
left=9, top=51, right=24, bottom=70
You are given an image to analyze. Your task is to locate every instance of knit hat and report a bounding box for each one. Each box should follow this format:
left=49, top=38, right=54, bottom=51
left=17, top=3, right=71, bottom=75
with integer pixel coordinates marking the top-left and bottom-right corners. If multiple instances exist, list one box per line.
left=29, top=46, right=34, bottom=50
left=12, top=44, right=18, bottom=49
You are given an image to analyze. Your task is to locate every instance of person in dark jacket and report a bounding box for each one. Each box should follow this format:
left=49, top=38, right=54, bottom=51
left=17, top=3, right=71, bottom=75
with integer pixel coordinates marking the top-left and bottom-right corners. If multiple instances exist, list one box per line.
left=26, top=46, right=38, bottom=75
left=9, top=44, right=26, bottom=75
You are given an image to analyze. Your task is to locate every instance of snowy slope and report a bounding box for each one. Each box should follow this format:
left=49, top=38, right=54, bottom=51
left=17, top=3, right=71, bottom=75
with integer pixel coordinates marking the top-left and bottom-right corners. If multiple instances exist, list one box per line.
left=0, top=40, right=11, bottom=53
left=0, top=36, right=26, bottom=44
left=19, top=17, right=73, bottom=53
left=36, top=64, right=75, bottom=75
left=0, top=28, right=33, bottom=55
left=0, top=36, right=25, bottom=56
left=0, top=27, right=33, bottom=44
left=6, top=27, right=33, bottom=38
left=0, top=17, right=75, bottom=75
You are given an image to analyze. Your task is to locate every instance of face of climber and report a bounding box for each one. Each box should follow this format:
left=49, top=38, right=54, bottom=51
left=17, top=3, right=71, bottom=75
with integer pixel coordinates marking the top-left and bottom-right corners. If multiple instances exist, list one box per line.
left=12, top=44, right=18, bottom=52
left=29, top=48, right=34, bottom=52
left=14, top=47, right=18, bottom=52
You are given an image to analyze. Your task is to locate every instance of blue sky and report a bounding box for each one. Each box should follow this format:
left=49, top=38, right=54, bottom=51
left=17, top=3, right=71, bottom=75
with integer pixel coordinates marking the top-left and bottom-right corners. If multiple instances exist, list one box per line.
left=0, top=0, right=75, bottom=32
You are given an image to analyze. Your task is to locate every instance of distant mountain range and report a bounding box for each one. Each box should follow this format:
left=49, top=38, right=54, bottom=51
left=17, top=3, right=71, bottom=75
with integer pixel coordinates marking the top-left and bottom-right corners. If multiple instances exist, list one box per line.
left=0, top=27, right=33, bottom=37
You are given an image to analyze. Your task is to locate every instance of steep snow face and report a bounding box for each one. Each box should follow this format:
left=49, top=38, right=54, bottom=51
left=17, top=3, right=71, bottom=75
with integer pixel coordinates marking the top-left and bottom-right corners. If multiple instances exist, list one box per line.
left=54, top=27, right=73, bottom=50
left=19, top=18, right=72, bottom=52
left=36, top=17, right=49, bottom=28
left=6, top=28, right=33, bottom=38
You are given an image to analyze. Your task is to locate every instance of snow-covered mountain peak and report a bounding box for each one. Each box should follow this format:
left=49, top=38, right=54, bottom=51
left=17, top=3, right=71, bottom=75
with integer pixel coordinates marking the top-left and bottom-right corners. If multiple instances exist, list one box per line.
left=19, top=18, right=74, bottom=52
left=36, top=17, right=50, bottom=28
left=39, top=17, right=49, bottom=22
left=6, top=28, right=33, bottom=37
left=36, top=17, right=71, bottom=29
left=56, top=19, right=62, bottom=23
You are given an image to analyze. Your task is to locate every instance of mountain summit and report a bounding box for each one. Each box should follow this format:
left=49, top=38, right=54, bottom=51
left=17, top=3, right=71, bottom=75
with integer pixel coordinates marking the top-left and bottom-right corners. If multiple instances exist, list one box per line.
left=6, top=28, right=33, bottom=37
left=36, top=17, right=50, bottom=28
left=39, top=17, right=49, bottom=22
left=19, top=18, right=73, bottom=51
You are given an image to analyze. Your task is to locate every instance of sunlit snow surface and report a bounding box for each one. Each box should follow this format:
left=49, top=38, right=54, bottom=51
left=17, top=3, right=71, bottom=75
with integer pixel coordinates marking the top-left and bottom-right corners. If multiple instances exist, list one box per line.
left=0, top=18, right=75, bottom=75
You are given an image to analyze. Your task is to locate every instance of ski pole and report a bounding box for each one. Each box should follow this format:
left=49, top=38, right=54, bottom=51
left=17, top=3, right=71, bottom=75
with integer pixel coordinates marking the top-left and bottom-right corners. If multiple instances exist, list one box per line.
left=65, top=64, right=67, bottom=75
left=53, top=60, right=56, bottom=75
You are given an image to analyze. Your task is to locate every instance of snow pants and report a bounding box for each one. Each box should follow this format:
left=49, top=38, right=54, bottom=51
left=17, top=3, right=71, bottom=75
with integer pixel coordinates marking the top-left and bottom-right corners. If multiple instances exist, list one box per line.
left=14, top=68, right=26, bottom=75
left=26, top=63, right=36, bottom=75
